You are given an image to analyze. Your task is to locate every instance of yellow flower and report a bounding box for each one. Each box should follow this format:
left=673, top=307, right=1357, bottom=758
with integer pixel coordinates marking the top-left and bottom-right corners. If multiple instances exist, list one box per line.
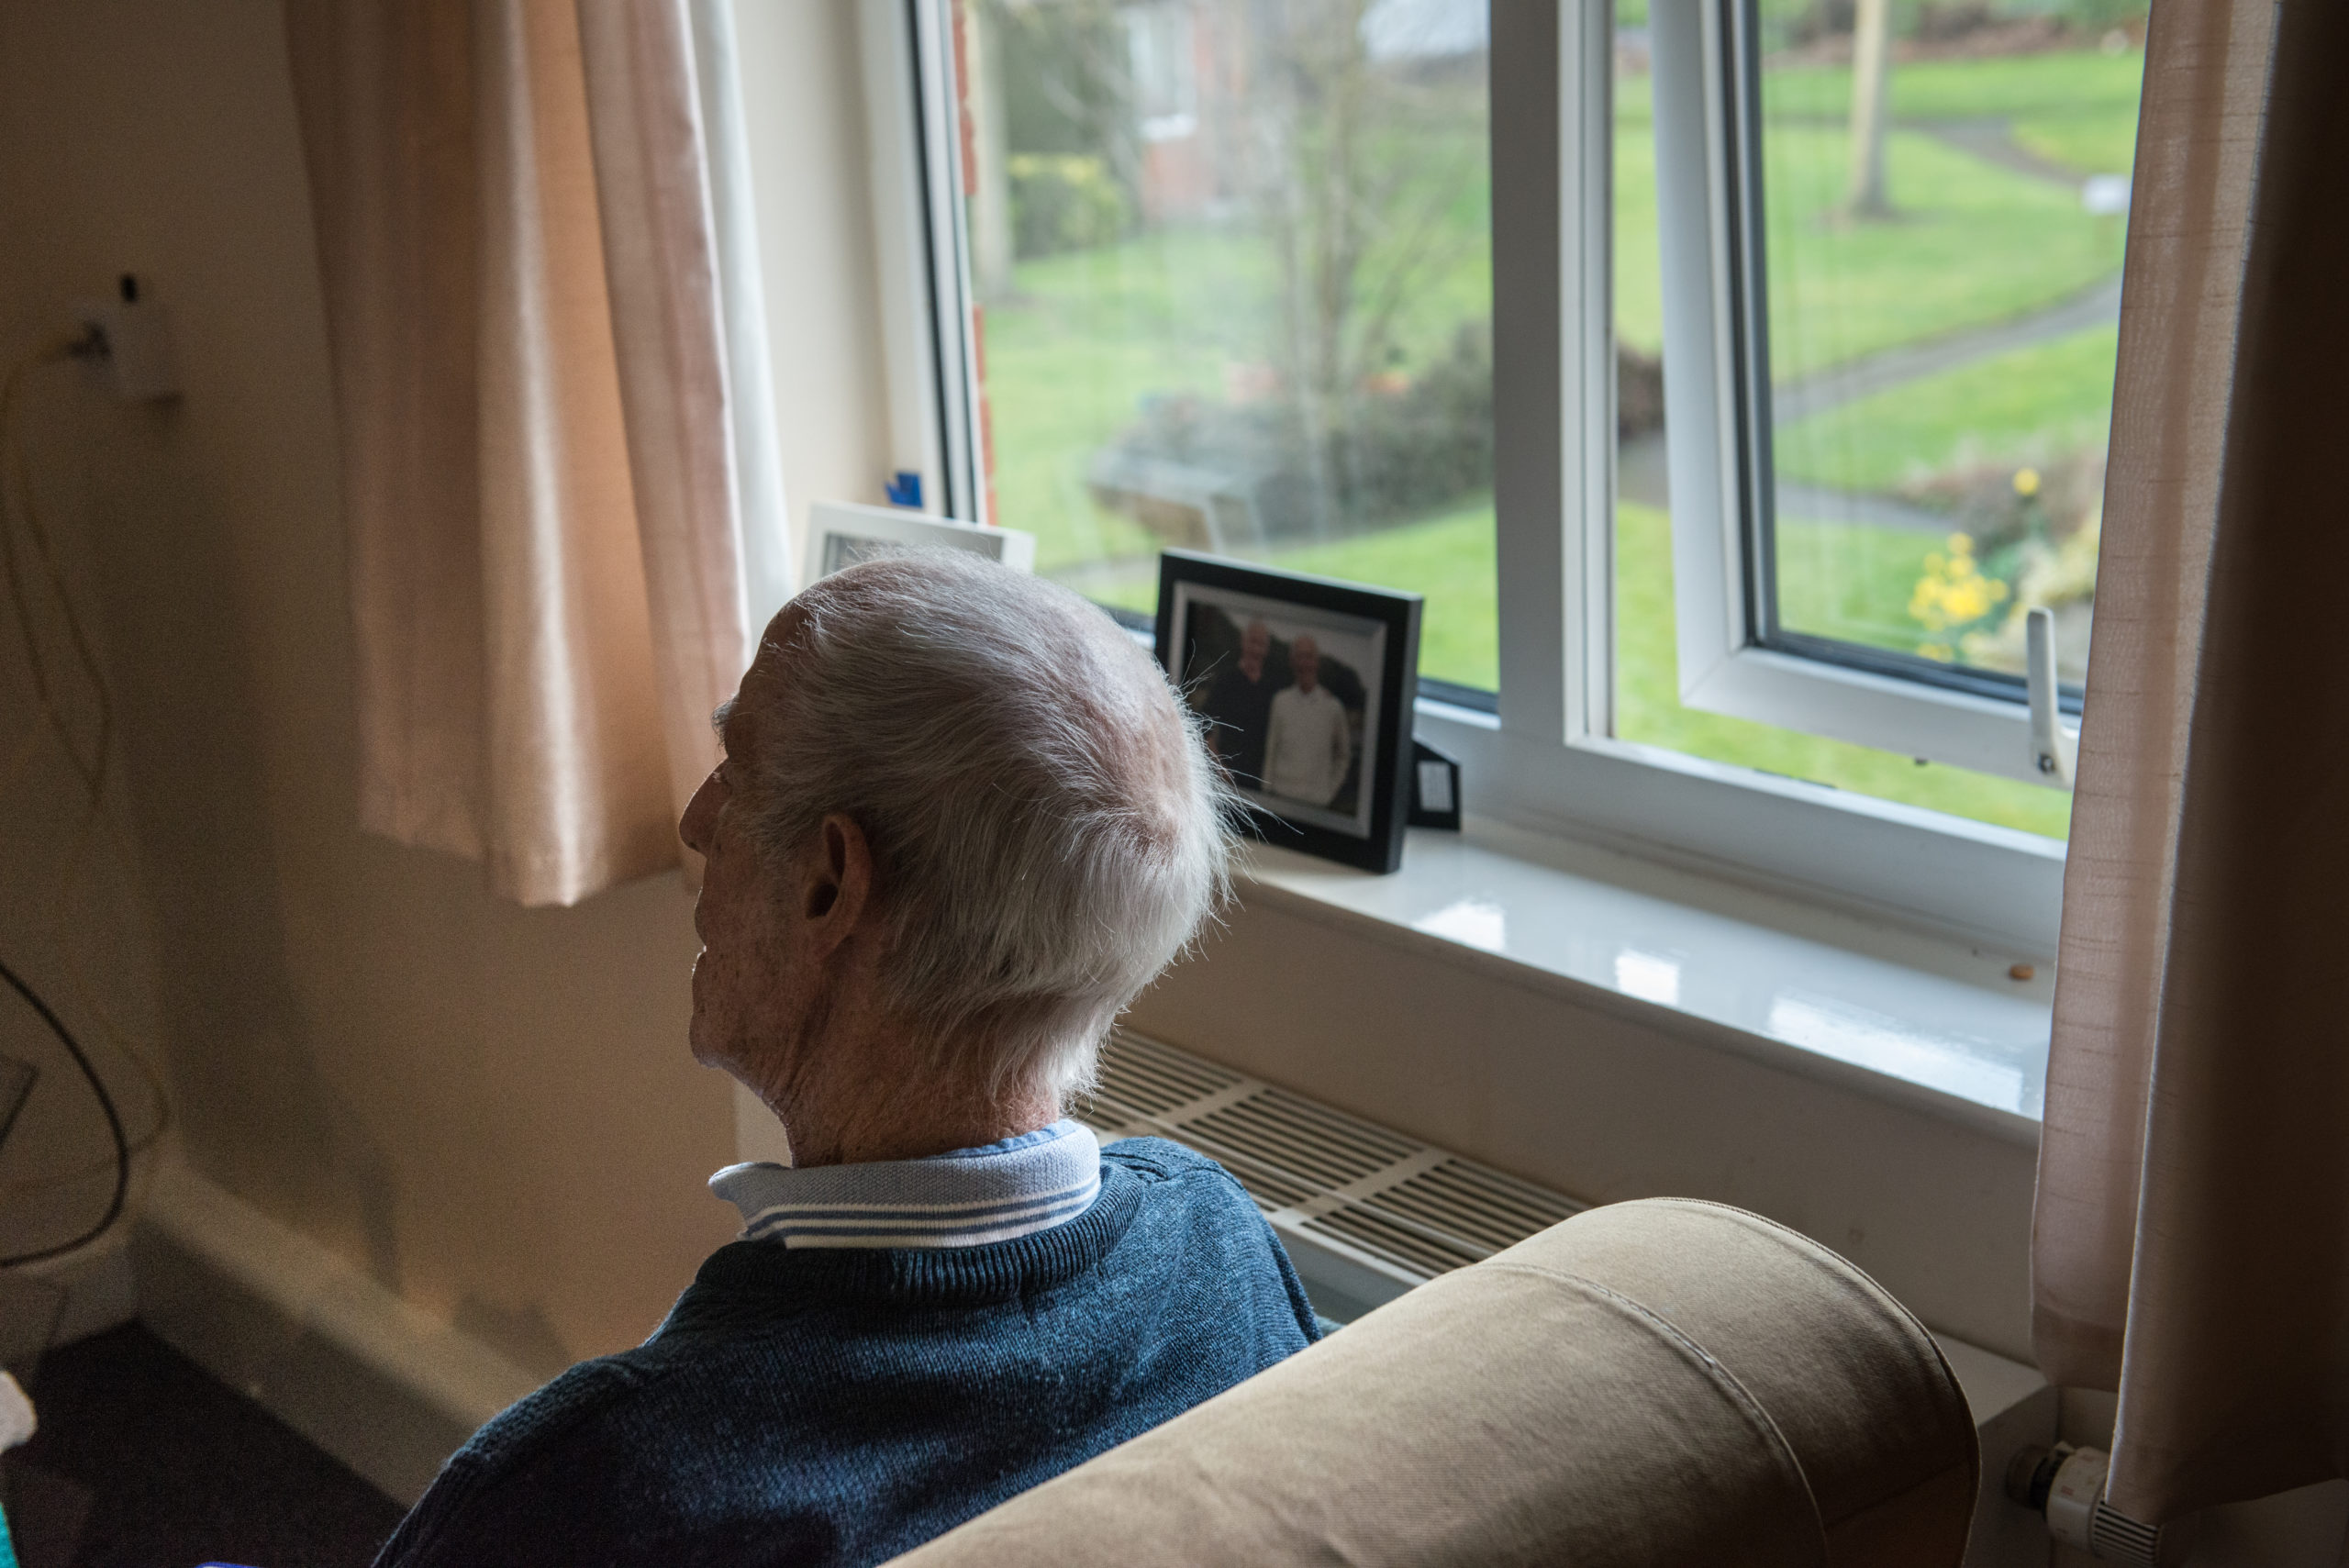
left=1908, top=531, right=2011, bottom=639
left=2013, top=467, right=2042, bottom=498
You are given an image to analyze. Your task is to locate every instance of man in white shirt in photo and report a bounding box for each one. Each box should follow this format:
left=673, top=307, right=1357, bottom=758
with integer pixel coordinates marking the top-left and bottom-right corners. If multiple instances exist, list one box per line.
left=1262, top=635, right=1352, bottom=809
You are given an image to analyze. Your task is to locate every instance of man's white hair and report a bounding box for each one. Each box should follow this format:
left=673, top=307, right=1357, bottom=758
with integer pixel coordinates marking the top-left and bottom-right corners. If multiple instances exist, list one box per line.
left=741, top=550, right=1236, bottom=1103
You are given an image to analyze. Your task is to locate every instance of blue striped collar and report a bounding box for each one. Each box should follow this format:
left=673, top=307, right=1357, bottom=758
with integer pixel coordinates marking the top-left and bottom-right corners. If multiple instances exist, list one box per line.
left=708, top=1120, right=1102, bottom=1250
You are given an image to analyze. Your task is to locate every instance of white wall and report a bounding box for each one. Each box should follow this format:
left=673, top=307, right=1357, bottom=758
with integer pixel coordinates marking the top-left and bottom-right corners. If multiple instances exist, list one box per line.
left=0, top=0, right=740, bottom=1373
left=734, top=0, right=896, bottom=561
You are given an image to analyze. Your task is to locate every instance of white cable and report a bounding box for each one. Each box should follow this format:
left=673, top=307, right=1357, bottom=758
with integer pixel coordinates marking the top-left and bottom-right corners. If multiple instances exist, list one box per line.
left=0, top=1368, right=34, bottom=1451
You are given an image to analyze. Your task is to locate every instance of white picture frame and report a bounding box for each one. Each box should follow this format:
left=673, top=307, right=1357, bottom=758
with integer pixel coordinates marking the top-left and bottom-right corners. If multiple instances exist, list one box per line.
left=803, top=500, right=1035, bottom=584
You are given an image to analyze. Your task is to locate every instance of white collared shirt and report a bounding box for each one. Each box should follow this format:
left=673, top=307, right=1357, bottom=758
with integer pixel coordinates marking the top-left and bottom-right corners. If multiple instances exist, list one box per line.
left=708, top=1120, right=1102, bottom=1250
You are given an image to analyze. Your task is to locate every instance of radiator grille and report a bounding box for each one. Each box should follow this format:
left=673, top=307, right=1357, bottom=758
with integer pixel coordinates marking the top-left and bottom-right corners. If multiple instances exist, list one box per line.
left=1095, top=1034, right=1241, bottom=1116
left=1077, top=1029, right=1586, bottom=1288
left=1185, top=1093, right=1411, bottom=1189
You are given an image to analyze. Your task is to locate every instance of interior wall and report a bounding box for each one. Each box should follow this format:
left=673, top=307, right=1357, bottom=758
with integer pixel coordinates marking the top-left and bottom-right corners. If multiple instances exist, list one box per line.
left=0, top=0, right=796, bottom=1374
left=733, top=0, right=895, bottom=562
left=1127, top=893, right=2042, bottom=1362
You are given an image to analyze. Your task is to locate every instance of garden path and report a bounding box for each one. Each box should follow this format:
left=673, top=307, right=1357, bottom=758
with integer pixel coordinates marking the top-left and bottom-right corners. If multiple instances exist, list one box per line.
left=1909, top=117, right=2088, bottom=188
left=1621, top=272, right=2122, bottom=532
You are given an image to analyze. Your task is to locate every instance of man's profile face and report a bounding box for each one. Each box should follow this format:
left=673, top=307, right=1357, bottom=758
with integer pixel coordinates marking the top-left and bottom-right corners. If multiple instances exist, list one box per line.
left=1291, top=636, right=1319, bottom=692
left=679, top=619, right=800, bottom=1085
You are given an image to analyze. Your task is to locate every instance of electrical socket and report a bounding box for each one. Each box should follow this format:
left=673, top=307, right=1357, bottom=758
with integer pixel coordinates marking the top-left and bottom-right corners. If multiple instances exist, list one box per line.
left=72, top=273, right=179, bottom=402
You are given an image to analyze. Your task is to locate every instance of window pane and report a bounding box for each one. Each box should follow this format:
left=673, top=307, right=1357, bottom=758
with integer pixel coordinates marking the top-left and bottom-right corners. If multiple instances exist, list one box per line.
left=1757, top=9, right=2140, bottom=700
left=960, top=0, right=1497, bottom=693
left=1611, top=3, right=2143, bottom=840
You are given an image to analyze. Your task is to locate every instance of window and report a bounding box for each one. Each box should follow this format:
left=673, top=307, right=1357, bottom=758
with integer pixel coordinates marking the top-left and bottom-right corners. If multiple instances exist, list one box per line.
left=946, top=0, right=1501, bottom=705
left=1627, top=2, right=2143, bottom=837
left=869, top=0, right=2144, bottom=951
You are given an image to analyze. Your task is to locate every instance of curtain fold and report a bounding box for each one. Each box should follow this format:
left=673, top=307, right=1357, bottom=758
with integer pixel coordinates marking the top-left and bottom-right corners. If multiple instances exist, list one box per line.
left=685, top=0, right=796, bottom=630
left=2033, top=0, right=2349, bottom=1524
left=288, top=0, right=752, bottom=907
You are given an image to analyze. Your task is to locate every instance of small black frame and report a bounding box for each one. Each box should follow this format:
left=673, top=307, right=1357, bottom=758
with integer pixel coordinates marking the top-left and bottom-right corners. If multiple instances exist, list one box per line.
left=1154, top=550, right=1421, bottom=874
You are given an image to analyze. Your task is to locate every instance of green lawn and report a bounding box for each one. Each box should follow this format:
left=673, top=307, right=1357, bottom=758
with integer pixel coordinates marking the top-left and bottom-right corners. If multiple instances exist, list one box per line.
left=1776, top=516, right=1948, bottom=655
left=1776, top=323, right=2121, bottom=494
left=1613, top=76, right=2131, bottom=364
left=2009, top=115, right=2137, bottom=178
left=1613, top=501, right=2073, bottom=839
left=1754, top=126, right=2124, bottom=379
left=1757, top=45, right=2144, bottom=177
left=1757, top=47, right=2146, bottom=132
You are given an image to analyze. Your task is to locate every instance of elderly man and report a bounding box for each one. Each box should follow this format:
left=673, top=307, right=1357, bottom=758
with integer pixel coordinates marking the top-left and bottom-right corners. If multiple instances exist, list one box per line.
left=1262, top=634, right=1353, bottom=808
left=374, top=554, right=1321, bottom=1568
left=1197, top=617, right=1277, bottom=787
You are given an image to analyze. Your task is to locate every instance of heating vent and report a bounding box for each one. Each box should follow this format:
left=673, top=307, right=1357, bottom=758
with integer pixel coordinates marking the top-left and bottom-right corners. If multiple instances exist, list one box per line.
left=1077, top=1029, right=1585, bottom=1311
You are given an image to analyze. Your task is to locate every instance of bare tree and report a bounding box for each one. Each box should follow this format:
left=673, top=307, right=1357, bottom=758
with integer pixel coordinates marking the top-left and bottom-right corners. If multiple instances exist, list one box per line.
left=1235, top=0, right=1484, bottom=535
left=1845, top=0, right=1895, bottom=218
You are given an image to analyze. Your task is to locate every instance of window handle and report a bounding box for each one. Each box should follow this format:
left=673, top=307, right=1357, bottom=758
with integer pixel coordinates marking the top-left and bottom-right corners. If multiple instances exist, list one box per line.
left=2026, top=607, right=2078, bottom=789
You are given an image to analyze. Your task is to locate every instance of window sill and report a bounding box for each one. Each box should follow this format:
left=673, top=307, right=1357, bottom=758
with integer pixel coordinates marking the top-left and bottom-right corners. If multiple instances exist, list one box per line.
left=1232, top=817, right=2051, bottom=1148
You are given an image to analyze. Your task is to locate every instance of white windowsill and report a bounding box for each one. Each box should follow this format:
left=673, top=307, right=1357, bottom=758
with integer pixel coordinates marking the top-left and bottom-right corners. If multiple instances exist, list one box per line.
left=1233, top=816, right=2052, bottom=1148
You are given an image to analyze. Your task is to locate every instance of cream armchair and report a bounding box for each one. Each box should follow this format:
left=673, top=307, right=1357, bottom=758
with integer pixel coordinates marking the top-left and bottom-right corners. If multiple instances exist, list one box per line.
left=892, top=1198, right=1978, bottom=1567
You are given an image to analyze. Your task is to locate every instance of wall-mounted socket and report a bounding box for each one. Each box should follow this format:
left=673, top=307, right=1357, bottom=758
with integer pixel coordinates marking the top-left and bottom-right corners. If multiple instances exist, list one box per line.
left=72, top=273, right=179, bottom=403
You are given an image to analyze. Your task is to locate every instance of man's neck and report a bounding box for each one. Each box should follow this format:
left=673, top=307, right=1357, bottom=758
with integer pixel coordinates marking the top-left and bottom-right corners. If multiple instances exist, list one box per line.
left=786, top=1092, right=1057, bottom=1168
left=757, top=1022, right=1060, bottom=1168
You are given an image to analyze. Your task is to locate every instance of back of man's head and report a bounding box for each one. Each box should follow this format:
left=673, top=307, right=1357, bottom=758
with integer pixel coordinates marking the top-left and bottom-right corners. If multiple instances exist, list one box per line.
left=739, top=551, right=1233, bottom=1102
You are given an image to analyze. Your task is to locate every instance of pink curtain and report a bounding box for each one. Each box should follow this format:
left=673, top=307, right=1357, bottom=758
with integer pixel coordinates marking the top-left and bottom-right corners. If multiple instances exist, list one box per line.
left=287, top=0, right=751, bottom=906
left=2033, top=0, right=2349, bottom=1524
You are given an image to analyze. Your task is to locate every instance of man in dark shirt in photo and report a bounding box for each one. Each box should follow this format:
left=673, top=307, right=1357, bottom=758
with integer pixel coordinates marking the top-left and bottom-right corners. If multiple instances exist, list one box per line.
left=1197, top=616, right=1277, bottom=788
left=373, top=555, right=1320, bottom=1568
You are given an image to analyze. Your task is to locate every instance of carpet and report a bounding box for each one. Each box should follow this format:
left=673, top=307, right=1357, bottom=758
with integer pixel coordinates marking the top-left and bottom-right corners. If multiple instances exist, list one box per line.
left=2, top=1323, right=406, bottom=1568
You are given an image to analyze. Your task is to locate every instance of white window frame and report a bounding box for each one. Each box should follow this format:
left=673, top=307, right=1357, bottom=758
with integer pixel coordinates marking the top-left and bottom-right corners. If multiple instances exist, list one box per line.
left=862, top=0, right=2066, bottom=956
left=858, top=0, right=987, bottom=525
left=1649, top=1, right=2082, bottom=788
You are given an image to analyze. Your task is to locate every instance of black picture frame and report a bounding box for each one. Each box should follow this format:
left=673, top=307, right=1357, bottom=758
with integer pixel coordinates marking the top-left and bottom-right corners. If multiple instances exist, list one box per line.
left=1154, top=550, right=1421, bottom=874
left=1408, top=740, right=1463, bottom=832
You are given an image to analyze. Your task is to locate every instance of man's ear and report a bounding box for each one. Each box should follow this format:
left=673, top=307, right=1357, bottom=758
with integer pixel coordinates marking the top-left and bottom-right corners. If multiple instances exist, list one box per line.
left=801, top=813, right=874, bottom=956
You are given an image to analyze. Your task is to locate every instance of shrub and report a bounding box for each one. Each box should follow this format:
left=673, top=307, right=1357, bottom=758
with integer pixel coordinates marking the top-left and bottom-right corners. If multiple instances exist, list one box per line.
left=1090, top=325, right=1494, bottom=543
left=1093, top=325, right=1670, bottom=547
left=1007, top=154, right=1131, bottom=259
left=1337, top=325, right=1497, bottom=524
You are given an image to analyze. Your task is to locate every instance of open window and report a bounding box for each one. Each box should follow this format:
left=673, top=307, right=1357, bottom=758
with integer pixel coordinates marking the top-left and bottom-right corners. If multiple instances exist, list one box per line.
left=1644, top=2, right=2131, bottom=789
left=852, top=0, right=2146, bottom=950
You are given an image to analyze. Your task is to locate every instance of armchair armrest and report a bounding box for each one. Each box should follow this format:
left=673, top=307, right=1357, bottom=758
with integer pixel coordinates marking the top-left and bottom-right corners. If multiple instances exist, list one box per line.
left=889, top=1197, right=1976, bottom=1567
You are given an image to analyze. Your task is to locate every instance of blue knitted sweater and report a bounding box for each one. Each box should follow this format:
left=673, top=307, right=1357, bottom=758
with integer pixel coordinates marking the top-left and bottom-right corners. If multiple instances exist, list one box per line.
left=372, top=1140, right=1320, bottom=1568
